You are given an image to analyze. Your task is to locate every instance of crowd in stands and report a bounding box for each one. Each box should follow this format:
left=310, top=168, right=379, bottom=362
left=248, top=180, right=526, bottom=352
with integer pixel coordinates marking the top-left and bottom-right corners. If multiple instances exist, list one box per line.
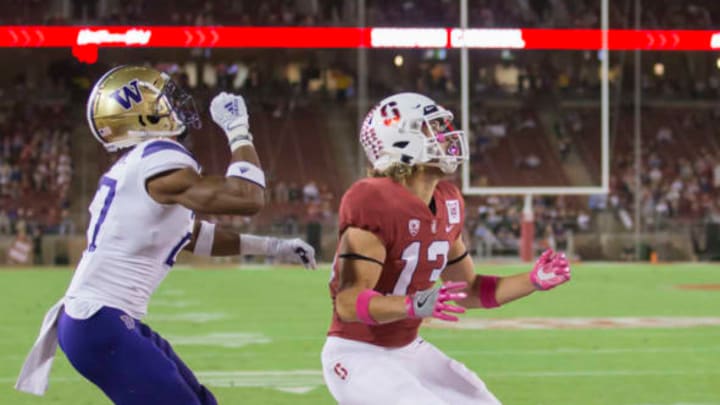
left=0, top=99, right=75, bottom=239
left=465, top=194, right=591, bottom=257
left=609, top=107, right=720, bottom=230
left=1, top=0, right=719, bottom=262
left=3, top=0, right=719, bottom=29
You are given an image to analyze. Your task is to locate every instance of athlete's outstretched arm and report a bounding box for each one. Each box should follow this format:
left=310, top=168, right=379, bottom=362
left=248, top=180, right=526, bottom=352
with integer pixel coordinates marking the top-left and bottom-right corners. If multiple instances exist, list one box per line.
left=183, top=220, right=317, bottom=269
left=147, top=93, right=266, bottom=215
left=441, top=237, right=571, bottom=309
left=335, top=227, right=465, bottom=324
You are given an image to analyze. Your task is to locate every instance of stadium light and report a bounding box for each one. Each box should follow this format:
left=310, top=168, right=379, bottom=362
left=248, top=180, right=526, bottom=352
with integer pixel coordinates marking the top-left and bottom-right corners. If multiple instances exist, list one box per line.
left=653, top=62, right=665, bottom=77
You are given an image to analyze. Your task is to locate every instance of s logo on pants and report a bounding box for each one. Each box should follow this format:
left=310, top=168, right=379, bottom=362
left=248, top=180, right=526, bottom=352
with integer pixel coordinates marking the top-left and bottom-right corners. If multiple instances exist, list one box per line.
left=333, top=362, right=348, bottom=380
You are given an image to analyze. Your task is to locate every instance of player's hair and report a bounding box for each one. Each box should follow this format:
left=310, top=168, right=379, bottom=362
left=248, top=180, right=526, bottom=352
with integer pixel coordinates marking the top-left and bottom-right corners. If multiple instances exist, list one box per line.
left=369, top=163, right=420, bottom=183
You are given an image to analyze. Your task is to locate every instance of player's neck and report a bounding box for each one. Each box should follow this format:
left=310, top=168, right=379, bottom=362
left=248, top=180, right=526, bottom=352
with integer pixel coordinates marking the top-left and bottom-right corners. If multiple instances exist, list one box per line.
left=403, top=170, right=441, bottom=205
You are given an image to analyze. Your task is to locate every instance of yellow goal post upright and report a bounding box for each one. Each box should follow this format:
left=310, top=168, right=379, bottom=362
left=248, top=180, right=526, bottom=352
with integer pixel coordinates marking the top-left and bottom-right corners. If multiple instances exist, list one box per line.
left=458, top=0, right=610, bottom=261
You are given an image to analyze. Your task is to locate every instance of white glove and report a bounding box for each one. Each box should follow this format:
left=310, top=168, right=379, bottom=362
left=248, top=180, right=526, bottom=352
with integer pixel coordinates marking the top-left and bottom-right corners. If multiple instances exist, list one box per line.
left=209, top=92, right=252, bottom=151
left=267, top=237, right=317, bottom=270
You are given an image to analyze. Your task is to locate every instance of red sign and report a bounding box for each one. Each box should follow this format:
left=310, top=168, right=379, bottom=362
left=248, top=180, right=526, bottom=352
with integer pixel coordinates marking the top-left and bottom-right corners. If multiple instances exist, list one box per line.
left=0, top=26, right=717, bottom=63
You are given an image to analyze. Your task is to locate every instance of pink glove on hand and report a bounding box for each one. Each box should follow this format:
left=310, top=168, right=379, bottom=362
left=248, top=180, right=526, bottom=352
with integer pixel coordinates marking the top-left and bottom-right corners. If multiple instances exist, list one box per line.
left=530, top=249, right=571, bottom=291
left=406, top=281, right=468, bottom=322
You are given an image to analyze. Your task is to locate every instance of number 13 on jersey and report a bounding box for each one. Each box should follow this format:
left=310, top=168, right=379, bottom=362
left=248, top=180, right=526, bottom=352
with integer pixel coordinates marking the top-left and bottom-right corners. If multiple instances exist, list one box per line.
left=392, top=241, right=450, bottom=295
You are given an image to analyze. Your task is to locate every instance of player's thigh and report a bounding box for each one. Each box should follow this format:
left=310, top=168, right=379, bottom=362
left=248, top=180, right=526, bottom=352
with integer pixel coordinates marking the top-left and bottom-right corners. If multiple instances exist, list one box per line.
left=406, top=338, right=502, bottom=405
left=322, top=339, right=448, bottom=405
left=58, top=307, right=202, bottom=405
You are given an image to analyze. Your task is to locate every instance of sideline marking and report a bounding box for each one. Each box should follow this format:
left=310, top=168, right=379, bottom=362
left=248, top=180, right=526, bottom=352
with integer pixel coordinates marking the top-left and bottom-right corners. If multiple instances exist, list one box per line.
left=429, top=317, right=720, bottom=330
left=167, top=332, right=271, bottom=348
left=676, top=284, right=720, bottom=291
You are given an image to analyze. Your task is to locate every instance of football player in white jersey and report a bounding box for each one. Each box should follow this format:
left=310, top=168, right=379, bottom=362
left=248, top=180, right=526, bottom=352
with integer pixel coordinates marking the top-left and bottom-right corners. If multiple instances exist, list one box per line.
left=15, top=65, right=317, bottom=405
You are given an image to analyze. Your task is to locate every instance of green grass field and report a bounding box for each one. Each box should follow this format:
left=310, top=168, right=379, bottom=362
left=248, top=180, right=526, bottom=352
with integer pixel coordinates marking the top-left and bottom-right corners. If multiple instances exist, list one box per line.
left=1, top=263, right=719, bottom=405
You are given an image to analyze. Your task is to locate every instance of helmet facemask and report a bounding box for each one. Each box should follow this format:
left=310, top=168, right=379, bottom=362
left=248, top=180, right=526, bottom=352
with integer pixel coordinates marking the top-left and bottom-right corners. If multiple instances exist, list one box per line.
left=126, top=78, right=201, bottom=138
left=160, top=78, right=201, bottom=131
left=418, top=111, right=468, bottom=174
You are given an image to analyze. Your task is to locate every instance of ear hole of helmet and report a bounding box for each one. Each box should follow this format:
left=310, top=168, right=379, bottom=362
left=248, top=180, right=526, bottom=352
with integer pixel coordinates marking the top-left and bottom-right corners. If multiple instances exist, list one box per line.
left=393, top=141, right=409, bottom=148
left=408, top=121, right=422, bottom=132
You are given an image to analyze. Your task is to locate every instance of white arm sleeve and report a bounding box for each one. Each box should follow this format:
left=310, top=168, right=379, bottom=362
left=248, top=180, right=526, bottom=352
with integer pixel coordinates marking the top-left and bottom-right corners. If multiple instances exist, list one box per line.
left=193, top=221, right=216, bottom=256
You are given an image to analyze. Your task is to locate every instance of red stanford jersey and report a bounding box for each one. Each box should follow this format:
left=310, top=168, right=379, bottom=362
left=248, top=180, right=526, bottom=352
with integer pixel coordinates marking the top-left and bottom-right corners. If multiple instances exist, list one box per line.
left=328, top=177, right=465, bottom=347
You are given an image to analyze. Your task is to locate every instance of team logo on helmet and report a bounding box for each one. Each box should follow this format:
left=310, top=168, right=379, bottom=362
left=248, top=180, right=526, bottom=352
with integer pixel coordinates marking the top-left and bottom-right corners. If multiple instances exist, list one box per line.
left=111, top=80, right=143, bottom=109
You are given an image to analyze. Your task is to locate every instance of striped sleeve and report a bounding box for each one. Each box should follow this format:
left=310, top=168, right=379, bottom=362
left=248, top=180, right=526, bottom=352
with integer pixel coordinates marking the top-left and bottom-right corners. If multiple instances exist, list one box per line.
left=140, top=140, right=199, bottom=179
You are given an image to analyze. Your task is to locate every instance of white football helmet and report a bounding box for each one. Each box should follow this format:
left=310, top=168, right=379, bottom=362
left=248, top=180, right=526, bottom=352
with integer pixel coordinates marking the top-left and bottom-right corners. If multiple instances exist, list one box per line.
left=360, top=92, right=468, bottom=174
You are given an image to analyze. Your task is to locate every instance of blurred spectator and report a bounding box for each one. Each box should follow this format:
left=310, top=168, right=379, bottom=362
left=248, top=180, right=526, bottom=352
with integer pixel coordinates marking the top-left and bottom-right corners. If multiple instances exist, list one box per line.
left=7, top=229, right=31, bottom=265
left=656, top=125, right=673, bottom=143
left=274, top=180, right=289, bottom=204
left=0, top=210, right=10, bottom=235
left=57, top=210, right=76, bottom=236
left=288, top=182, right=302, bottom=203
left=577, top=210, right=590, bottom=231
left=303, top=181, right=320, bottom=203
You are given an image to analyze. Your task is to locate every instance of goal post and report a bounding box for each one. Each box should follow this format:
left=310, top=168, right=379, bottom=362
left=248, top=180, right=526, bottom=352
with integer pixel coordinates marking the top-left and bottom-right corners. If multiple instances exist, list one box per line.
left=460, top=0, right=610, bottom=260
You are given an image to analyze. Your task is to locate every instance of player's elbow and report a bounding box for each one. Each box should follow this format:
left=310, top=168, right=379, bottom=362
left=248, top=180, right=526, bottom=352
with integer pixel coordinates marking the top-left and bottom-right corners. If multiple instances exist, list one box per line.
left=236, top=188, right=265, bottom=215
left=228, top=183, right=265, bottom=215
left=335, top=290, right=358, bottom=322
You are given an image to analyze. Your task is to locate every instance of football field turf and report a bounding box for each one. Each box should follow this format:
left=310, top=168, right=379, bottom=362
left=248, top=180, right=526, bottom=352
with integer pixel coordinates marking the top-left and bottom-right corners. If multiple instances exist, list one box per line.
left=1, top=263, right=718, bottom=405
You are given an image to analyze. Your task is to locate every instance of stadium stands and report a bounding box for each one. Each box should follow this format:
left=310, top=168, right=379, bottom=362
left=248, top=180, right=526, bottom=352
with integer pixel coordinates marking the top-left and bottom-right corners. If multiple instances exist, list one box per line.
left=0, top=98, right=73, bottom=237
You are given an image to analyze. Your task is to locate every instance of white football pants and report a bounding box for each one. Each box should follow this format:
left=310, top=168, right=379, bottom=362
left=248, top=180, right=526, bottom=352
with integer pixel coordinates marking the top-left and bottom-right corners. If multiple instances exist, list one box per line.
left=321, top=336, right=502, bottom=405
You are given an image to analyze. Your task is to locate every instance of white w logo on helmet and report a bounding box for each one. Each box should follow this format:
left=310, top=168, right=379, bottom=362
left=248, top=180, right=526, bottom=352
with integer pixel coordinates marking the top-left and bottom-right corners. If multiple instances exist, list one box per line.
left=111, top=80, right=143, bottom=109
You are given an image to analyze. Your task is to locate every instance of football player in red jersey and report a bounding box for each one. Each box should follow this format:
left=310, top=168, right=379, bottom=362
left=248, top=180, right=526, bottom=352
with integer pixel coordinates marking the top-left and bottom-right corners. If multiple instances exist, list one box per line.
left=321, top=92, right=571, bottom=404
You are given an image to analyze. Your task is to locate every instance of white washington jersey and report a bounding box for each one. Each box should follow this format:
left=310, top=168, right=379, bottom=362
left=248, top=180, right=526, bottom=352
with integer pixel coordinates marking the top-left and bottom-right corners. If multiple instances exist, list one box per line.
left=64, top=139, right=199, bottom=320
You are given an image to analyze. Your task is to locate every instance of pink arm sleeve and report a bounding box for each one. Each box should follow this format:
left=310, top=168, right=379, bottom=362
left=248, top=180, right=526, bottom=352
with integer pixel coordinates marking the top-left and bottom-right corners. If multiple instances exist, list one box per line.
left=473, top=275, right=500, bottom=309
left=355, top=289, right=381, bottom=325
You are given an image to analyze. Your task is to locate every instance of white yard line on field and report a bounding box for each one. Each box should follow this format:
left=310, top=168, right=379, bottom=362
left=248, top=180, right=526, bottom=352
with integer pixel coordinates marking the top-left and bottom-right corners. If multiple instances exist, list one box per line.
left=154, top=288, right=186, bottom=297
left=2, top=368, right=717, bottom=387
left=146, top=312, right=229, bottom=322
left=484, top=370, right=720, bottom=377
left=430, top=317, right=720, bottom=330
left=446, top=346, right=720, bottom=356
left=149, top=299, right=196, bottom=308
left=166, top=332, right=271, bottom=348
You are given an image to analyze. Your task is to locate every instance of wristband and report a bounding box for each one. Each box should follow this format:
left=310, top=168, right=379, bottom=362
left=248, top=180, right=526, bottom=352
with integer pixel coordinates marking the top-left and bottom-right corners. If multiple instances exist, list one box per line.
left=355, top=289, right=381, bottom=325
left=404, top=295, right=417, bottom=318
left=226, top=161, right=266, bottom=188
left=228, top=132, right=253, bottom=152
left=475, top=275, right=500, bottom=309
left=240, top=234, right=271, bottom=256
left=192, top=221, right=215, bottom=256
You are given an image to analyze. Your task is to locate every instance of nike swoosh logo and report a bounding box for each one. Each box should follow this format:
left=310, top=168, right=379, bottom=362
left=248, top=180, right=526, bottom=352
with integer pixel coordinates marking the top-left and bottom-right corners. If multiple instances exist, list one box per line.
left=416, top=296, right=429, bottom=308
left=445, top=224, right=454, bottom=233
left=536, top=266, right=556, bottom=281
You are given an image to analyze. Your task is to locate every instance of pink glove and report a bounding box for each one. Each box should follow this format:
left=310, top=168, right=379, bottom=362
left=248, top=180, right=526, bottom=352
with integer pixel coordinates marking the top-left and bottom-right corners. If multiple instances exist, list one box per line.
left=530, top=249, right=571, bottom=291
left=406, top=281, right=468, bottom=322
